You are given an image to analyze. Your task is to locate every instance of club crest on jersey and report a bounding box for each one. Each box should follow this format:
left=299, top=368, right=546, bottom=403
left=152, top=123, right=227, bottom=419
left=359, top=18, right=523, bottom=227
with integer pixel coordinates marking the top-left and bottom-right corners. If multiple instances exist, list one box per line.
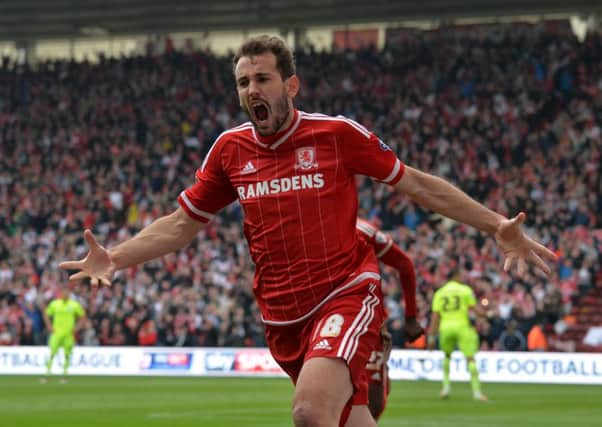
left=294, top=147, right=318, bottom=170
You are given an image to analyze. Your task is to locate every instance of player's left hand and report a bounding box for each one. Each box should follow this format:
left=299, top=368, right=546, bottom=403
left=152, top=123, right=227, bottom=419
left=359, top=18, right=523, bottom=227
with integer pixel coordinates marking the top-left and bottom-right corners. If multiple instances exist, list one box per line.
left=403, top=317, right=424, bottom=343
left=494, top=212, right=557, bottom=276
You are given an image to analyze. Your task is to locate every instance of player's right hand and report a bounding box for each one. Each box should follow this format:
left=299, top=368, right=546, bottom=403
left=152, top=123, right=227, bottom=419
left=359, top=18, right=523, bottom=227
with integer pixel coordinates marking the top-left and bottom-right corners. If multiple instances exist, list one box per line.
left=59, top=230, right=115, bottom=288
left=403, top=317, right=424, bottom=343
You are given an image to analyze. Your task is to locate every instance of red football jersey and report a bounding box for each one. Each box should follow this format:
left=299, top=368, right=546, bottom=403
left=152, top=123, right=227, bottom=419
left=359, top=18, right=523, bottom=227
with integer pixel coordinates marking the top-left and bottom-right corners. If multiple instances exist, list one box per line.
left=179, top=110, right=404, bottom=324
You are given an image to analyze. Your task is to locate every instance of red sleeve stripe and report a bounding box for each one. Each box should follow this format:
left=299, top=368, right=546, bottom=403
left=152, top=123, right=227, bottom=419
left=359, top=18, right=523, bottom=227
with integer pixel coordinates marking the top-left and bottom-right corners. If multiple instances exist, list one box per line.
left=356, top=221, right=376, bottom=237
left=382, top=159, right=404, bottom=184
left=376, top=239, right=394, bottom=258
left=178, top=191, right=215, bottom=221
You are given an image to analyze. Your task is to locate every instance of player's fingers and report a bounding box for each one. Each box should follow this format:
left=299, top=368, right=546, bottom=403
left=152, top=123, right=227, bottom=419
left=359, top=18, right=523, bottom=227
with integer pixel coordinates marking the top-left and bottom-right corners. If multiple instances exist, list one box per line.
left=84, top=229, right=103, bottom=251
left=90, top=277, right=99, bottom=288
left=517, top=258, right=527, bottom=277
left=511, top=212, right=526, bottom=226
left=69, top=271, right=89, bottom=281
left=59, top=260, right=84, bottom=270
left=503, top=256, right=515, bottom=272
left=529, top=251, right=552, bottom=275
left=100, top=277, right=111, bottom=288
left=530, top=238, right=558, bottom=261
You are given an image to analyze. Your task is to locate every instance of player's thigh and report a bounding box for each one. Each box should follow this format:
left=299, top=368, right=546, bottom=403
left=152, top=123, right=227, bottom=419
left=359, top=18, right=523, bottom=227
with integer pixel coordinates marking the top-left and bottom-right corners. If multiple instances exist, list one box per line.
left=345, top=405, right=377, bottom=427
left=294, top=281, right=384, bottom=419
left=62, top=334, right=76, bottom=354
left=48, top=333, right=66, bottom=352
left=438, top=328, right=458, bottom=355
left=294, top=357, right=353, bottom=416
left=307, top=282, right=384, bottom=406
left=458, top=327, right=479, bottom=358
left=48, top=333, right=58, bottom=349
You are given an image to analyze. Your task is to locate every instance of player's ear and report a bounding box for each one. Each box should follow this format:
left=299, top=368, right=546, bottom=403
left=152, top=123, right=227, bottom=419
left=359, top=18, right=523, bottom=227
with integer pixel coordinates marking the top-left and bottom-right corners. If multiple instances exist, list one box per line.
left=285, top=75, right=299, bottom=98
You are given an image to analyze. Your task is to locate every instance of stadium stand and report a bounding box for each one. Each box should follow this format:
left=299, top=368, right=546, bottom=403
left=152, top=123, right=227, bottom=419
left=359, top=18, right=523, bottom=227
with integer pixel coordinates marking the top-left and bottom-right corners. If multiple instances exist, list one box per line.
left=0, top=22, right=600, bottom=351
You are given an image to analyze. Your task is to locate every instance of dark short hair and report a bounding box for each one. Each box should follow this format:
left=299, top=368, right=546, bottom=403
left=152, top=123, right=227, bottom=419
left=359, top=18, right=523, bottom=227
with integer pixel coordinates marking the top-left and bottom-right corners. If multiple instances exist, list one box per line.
left=233, top=35, right=296, bottom=80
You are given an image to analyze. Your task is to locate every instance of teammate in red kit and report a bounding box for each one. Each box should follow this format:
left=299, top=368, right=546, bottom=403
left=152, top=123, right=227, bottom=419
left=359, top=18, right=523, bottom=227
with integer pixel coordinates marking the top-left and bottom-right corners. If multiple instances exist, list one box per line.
left=356, top=218, right=423, bottom=420
left=60, top=35, right=557, bottom=427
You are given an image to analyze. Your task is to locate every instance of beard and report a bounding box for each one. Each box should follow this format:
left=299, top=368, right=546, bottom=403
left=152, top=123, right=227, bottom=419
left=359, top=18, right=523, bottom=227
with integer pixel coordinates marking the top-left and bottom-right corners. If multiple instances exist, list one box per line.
left=244, top=90, right=290, bottom=137
left=270, top=95, right=290, bottom=136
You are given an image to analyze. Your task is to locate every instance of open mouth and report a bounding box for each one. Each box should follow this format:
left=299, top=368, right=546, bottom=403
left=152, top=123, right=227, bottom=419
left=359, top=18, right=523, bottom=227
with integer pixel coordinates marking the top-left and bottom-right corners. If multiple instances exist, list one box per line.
left=251, top=102, right=269, bottom=123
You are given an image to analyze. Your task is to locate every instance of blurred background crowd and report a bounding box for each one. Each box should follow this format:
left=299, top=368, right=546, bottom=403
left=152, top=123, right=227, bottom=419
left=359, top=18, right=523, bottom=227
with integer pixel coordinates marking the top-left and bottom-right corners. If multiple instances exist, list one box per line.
left=0, top=23, right=600, bottom=352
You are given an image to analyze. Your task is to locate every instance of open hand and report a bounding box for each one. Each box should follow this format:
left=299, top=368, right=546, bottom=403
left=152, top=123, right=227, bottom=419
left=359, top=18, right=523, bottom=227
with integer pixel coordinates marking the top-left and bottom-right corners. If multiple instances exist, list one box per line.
left=59, top=230, right=115, bottom=288
left=494, top=212, right=557, bottom=276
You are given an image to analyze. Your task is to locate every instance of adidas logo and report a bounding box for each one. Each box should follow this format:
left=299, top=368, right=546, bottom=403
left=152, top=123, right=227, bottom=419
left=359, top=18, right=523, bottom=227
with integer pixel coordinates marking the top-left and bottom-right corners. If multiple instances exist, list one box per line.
left=313, top=339, right=331, bottom=351
left=241, top=161, right=256, bottom=175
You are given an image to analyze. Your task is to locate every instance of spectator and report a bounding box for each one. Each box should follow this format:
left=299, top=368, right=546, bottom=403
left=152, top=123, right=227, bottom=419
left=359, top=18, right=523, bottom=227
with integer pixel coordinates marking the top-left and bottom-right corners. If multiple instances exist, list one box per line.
left=137, top=319, right=158, bottom=346
left=108, top=323, right=127, bottom=346
left=499, top=320, right=527, bottom=351
left=527, top=322, right=548, bottom=352
left=0, top=23, right=600, bottom=349
left=81, top=318, right=100, bottom=346
left=541, top=282, right=564, bottom=326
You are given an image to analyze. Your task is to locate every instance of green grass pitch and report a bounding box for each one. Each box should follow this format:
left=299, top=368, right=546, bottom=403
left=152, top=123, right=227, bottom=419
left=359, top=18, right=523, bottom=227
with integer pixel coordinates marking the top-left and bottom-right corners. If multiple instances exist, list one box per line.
left=0, top=376, right=600, bottom=427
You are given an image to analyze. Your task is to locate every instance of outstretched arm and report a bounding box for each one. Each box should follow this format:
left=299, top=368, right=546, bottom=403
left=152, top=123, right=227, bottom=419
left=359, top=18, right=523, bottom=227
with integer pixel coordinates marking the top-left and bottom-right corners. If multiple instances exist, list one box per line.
left=60, top=208, right=204, bottom=287
left=395, top=166, right=557, bottom=274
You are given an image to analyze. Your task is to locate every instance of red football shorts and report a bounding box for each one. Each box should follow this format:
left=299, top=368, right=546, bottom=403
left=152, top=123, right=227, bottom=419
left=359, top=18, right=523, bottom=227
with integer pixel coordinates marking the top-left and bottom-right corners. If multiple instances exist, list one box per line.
left=264, top=277, right=385, bottom=411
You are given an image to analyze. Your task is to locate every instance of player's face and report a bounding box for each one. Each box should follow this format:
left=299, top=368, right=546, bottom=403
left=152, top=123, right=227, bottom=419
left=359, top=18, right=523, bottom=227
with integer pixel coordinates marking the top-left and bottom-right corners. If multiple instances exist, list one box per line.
left=235, top=52, right=299, bottom=136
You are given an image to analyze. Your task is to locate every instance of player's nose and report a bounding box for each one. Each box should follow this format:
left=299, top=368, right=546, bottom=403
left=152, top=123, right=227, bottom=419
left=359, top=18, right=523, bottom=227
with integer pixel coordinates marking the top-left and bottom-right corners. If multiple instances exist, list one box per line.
left=248, top=80, right=261, bottom=97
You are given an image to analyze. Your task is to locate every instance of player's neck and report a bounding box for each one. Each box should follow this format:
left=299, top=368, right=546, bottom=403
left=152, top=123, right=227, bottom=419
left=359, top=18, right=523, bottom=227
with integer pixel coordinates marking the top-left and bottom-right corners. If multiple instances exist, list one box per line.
left=278, top=107, right=296, bottom=133
left=254, top=108, right=299, bottom=145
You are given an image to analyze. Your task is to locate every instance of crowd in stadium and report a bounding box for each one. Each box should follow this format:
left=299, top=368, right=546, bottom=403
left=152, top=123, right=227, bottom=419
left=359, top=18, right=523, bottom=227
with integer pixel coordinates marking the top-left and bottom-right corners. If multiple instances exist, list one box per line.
left=0, top=23, right=600, bottom=351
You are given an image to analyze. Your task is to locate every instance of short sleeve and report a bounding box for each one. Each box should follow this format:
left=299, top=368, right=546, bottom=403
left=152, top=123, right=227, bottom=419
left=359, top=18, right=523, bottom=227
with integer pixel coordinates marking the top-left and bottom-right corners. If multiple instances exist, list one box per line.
left=339, top=118, right=404, bottom=185
left=178, top=138, right=238, bottom=223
